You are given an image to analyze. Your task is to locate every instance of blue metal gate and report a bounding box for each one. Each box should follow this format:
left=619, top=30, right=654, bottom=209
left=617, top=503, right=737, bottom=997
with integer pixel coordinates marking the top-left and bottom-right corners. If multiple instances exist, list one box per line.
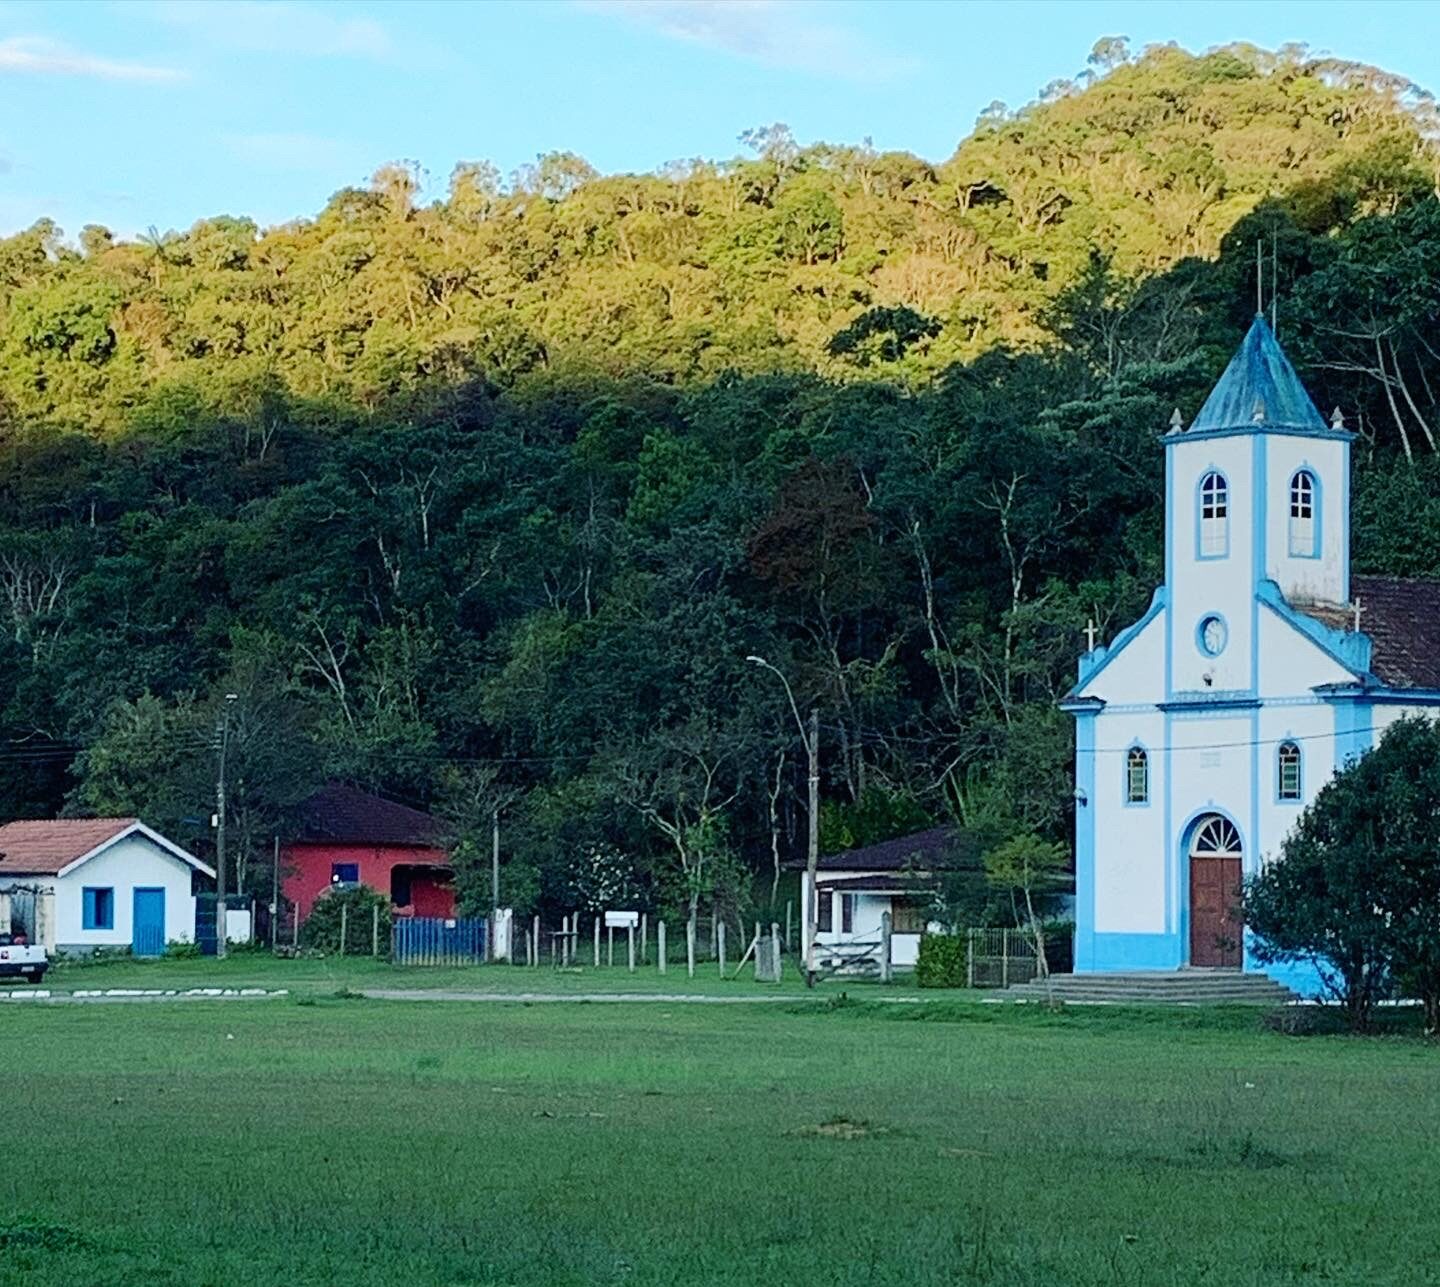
left=392, top=917, right=488, bottom=966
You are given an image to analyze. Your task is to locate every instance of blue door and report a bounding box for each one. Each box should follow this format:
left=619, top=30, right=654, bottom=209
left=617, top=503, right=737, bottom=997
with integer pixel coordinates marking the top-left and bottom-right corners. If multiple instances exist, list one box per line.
left=132, top=887, right=165, bottom=957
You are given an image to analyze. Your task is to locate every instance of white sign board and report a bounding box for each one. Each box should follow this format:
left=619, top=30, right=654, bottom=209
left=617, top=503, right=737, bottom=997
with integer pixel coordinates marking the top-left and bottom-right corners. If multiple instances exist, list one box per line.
left=604, top=910, right=640, bottom=929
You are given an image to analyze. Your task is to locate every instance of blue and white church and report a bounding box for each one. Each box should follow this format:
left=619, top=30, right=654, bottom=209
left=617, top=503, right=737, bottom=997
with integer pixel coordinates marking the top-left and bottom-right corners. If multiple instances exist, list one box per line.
left=1064, top=315, right=1440, bottom=993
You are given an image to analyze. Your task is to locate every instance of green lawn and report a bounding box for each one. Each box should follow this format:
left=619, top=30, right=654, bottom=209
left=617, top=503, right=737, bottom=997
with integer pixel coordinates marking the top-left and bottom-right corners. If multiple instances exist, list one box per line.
left=32, top=950, right=924, bottom=997
left=2, top=997, right=1437, bottom=1286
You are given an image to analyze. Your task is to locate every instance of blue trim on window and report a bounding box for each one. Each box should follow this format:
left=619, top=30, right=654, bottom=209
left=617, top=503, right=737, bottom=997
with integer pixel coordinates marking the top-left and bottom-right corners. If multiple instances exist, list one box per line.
left=1123, top=742, right=1150, bottom=807
left=1275, top=736, right=1303, bottom=803
left=1195, top=467, right=1230, bottom=561
left=82, top=886, right=114, bottom=931
left=1073, top=709, right=1097, bottom=971
left=1287, top=466, right=1321, bottom=559
left=1195, top=612, right=1229, bottom=658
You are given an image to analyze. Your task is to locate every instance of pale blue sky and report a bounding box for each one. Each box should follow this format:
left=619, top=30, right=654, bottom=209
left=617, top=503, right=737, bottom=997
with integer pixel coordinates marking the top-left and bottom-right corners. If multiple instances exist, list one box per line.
left=3, top=0, right=1439, bottom=241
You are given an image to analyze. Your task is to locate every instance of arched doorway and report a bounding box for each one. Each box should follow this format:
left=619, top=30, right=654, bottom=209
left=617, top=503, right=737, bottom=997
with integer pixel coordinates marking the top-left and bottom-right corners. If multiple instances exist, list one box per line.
left=1188, top=815, right=1243, bottom=968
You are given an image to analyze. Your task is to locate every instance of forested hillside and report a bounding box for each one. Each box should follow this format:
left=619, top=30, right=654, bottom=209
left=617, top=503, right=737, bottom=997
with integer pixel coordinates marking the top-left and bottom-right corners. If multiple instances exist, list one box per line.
left=4, top=41, right=1440, bottom=921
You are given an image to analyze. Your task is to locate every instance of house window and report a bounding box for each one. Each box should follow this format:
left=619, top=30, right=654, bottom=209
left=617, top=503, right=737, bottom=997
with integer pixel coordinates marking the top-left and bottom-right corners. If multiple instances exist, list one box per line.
left=1289, top=470, right=1318, bottom=557
left=1126, top=747, right=1149, bottom=804
left=1278, top=741, right=1302, bottom=801
left=330, top=863, right=360, bottom=887
left=840, top=894, right=856, bottom=934
left=816, top=889, right=833, bottom=933
left=891, top=899, right=927, bottom=933
left=82, top=887, right=114, bottom=930
left=1198, top=471, right=1228, bottom=558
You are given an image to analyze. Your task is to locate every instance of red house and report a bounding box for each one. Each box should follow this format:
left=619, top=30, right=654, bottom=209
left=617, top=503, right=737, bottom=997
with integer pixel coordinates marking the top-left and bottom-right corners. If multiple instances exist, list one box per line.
left=282, top=783, right=456, bottom=923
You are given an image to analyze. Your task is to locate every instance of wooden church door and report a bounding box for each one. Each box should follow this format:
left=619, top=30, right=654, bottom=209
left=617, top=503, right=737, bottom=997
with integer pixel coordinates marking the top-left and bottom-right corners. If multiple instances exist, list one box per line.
left=1188, top=816, right=1243, bottom=968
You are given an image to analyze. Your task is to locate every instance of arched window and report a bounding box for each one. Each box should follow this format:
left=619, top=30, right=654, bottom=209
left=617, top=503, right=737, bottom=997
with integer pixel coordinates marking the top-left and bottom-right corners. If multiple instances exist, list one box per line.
left=1126, top=747, right=1149, bottom=804
left=1198, top=471, right=1228, bottom=558
left=1277, top=741, right=1302, bottom=801
left=1289, top=470, right=1318, bottom=557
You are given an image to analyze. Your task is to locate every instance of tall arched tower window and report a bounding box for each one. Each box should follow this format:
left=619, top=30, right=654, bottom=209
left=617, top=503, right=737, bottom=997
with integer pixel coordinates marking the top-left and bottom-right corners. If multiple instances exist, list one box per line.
left=1198, top=471, right=1229, bottom=559
left=1126, top=747, right=1149, bottom=804
left=1289, top=470, right=1318, bottom=558
left=1277, top=741, right=1302, bottom=801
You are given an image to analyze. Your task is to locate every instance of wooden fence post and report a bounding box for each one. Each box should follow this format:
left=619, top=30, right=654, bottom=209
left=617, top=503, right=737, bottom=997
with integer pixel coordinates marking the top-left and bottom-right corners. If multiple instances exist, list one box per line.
left=785, top=900, right=793, bottom=950
left=880, top=910, right=892, bottom=984
left=711, top=900, right=718, bottom=961
left=372, top=904, right=380, bottom=958
left=658, top=920, right=667, bottom=973
left=771, top=923, right=780, bottom=980
left=967, top=928, right=975, bottom=989
left=686, top=912, right=696, bottom=978
left=627, top=923, right=636, bottom=972
left=293, top=903, right=300, bottom=948
left=532, top=915, right=540, bottom=967
left=640, top=913, right=648, bottom=964
left=1002, top=929, right=1010, bottom=990
left=594, top=916, right=601, bottom=968
left=339, top=902, right=348, bottom=957
left=608, top=919, right=615, bottom=968
left=717, top=920, right=726, bottom=976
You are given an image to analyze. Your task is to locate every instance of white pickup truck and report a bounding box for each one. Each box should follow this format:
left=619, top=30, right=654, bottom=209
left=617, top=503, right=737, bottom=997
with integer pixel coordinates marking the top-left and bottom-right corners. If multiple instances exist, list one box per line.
left=0, top=932, right=47, bottom=983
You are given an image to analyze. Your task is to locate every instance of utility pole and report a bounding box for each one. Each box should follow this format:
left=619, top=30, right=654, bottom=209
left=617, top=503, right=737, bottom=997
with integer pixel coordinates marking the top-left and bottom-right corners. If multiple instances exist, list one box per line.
left=214, top=693, right=237, bottom=960
left=745, top=655, right=821, bottom=988
left=491, top=805, right=501, bottom=960
left=805, top=707, right=819, bottom=988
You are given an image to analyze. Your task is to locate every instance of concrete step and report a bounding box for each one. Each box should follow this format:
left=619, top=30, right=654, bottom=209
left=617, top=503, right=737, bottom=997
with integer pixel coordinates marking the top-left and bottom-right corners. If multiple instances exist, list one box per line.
left=1003, top=971, right=1298, bottom=1006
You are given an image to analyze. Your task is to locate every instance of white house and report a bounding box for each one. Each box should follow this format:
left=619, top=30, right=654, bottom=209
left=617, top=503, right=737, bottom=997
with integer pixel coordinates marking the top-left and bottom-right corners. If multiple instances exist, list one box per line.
left=799, top=828, right=967, bottom=970
left=1064, top=314, right=1440, bottom=995
left=0, top=818, right=214, bottom=956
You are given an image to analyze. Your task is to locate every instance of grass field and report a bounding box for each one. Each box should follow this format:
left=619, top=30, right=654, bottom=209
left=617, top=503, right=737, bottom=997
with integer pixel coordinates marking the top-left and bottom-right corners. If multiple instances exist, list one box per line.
left=3, top=995, right=1437, bottom=1286
left=33, top=951, right=922, bottom=997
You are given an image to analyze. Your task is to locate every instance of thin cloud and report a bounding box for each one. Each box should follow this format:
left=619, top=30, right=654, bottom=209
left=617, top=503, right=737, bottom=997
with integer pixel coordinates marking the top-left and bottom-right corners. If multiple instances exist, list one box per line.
left=148, top=1, right=394, bottom=60
left=579, top=0, right=911, bottom=82
left=0, top=35, right=185, bottom=82
left=224, top=131, right=351, bottom=172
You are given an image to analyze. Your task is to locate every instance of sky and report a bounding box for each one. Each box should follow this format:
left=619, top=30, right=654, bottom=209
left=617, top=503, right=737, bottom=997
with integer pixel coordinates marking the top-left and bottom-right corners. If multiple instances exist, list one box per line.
left=3, top=0, right=1440, bottom=241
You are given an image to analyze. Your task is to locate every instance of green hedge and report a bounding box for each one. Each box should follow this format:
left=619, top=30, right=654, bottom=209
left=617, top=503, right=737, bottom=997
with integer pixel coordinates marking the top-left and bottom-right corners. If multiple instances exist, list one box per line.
left=915, top=932, right=968, bottom=989
left=300, top=886, right=392, bottom=956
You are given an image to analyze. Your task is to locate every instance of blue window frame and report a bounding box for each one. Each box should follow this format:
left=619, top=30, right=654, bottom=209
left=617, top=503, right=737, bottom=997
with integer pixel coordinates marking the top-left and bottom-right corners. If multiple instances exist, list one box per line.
left=1288, top=469, right=1320, bottom=558
left=82, top=886, right=114, bottom=930
left=1125, top=746, right=1150, bottom=805
left=1197, top=471, right=1229, bottom=559
left=1277, top=741, right=1302, bottom=802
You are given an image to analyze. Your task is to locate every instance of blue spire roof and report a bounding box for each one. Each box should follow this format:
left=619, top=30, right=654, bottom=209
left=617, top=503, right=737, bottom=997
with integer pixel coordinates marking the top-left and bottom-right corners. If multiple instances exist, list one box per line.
left=1187, top=315, right=1328, bottom=434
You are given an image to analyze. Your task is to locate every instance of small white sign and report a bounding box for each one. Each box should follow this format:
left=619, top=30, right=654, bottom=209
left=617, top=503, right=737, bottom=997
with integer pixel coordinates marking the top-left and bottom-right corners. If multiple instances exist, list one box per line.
left=604, top=910, right=640, bottom=929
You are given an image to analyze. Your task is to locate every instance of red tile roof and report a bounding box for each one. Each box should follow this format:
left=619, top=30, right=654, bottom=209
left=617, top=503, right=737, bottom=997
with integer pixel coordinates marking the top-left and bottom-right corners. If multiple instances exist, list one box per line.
left=293, top=783, right=444, bottom=848
left=1353, top=575, right=1440, bottom=690
left=0, top=818, right=139, bottom=875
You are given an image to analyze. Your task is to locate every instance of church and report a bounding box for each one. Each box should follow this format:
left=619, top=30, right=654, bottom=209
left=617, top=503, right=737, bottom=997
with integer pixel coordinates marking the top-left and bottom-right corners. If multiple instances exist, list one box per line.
left=1063, top=314, right=1440, bottom=995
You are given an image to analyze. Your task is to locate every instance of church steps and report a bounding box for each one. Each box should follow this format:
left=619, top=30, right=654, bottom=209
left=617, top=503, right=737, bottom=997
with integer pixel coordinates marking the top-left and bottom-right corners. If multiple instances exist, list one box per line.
left=1002, top=972, right=1299, bottom=1005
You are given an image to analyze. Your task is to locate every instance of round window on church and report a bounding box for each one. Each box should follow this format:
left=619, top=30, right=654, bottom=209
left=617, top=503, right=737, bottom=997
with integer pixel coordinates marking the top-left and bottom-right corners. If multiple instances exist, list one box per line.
left=1197, top=614, right=1228, bottom=657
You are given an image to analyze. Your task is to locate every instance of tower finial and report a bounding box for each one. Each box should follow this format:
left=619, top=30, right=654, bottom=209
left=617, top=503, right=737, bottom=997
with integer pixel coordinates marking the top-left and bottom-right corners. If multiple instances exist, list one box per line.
left=1252, top=398, right=1266, bottom=424
left=1331, top=406, right=1346, bottom=430
left=1169, top=408, right=1184, bottom=433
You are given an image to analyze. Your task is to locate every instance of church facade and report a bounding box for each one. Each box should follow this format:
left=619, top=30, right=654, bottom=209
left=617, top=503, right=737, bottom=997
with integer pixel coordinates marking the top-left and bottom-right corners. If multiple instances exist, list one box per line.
left=1063, top=316, right=1440, bottom=994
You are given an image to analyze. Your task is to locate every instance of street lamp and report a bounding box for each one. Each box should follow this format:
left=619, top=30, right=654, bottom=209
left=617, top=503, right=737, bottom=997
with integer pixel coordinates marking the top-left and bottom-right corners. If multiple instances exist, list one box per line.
left=746, top=656, right=820, bottom=986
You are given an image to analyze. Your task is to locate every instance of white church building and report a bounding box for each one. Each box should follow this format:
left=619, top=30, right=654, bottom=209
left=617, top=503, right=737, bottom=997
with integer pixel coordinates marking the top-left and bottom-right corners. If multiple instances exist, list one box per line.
left=1063, top=315, right=1440, bottom=995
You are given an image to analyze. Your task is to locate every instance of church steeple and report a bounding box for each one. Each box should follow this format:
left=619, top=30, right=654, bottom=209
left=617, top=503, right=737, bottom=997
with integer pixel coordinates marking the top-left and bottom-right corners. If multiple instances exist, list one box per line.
left=1178, top=315, right=1328, bottom=437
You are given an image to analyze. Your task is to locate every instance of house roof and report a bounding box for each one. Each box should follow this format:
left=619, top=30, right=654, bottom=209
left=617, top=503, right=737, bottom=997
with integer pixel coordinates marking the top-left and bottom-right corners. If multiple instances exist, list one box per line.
left=0, top=818, right=214, bottom=878
left=794, top=826, right=977, bottom=873
left=1186, top=315, right=1328, bottom=434
left=293, top=782, right=445, bottom=848
left=1295, top=575, right=1440, bottom=690
left=816, top=874, right=927, bottom=893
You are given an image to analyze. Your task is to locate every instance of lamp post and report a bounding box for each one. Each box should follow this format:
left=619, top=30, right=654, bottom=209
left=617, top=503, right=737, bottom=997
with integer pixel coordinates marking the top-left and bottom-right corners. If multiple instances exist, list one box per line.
left=214, top=692, right=238, bottom=960
left=746, top=656, right=819, bottom=987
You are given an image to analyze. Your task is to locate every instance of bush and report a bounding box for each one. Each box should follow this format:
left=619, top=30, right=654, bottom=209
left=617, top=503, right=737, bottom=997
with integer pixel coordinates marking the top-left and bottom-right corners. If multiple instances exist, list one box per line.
left=300, top=886, right=392, bottom=956
left=165, top=940, right=202, bottom=959
left=916, top=932, right=968, bottom=989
